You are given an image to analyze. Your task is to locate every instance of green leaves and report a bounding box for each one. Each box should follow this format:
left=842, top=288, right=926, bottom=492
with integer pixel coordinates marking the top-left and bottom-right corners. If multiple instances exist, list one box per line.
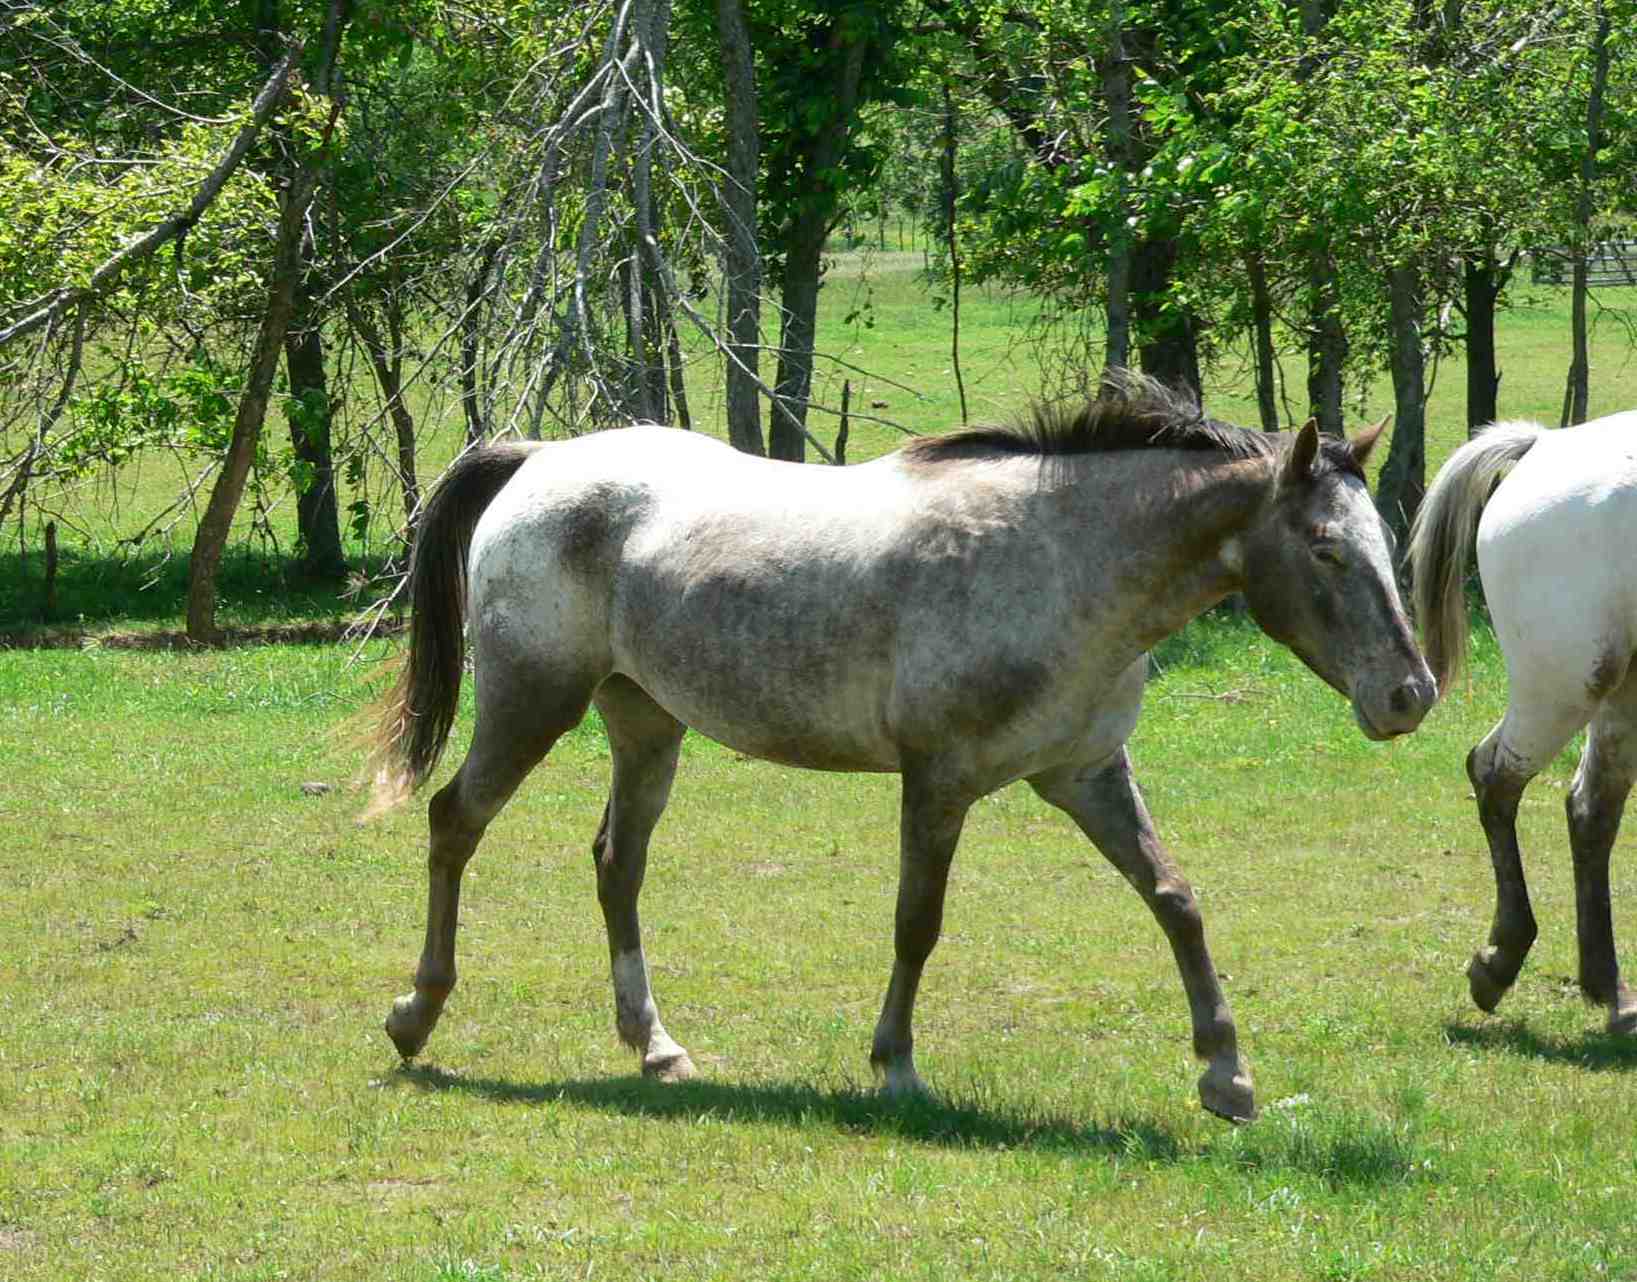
left=59, top=357, right=238, bottom=478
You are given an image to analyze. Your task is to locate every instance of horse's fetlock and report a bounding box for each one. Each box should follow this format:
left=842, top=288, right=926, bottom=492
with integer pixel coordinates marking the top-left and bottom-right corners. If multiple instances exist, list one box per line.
left=1192, top=1013, right=1236, bottom=1061
left=414, top=971, right=455, bottom=999
left=870, top=1033, right=911, bottom=1069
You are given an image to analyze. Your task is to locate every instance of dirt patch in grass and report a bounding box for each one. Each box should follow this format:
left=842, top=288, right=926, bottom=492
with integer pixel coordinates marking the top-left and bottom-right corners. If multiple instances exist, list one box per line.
left=0, top=1227, right=41, bottom=1253
left=0, top=620, right=401, bottom=651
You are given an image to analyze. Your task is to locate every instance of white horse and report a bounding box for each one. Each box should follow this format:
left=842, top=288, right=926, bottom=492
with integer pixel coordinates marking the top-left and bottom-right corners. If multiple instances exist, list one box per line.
left=373, top=377, right=1435, bottom=1122
left=1409, top=409, right=1637, bottom=1034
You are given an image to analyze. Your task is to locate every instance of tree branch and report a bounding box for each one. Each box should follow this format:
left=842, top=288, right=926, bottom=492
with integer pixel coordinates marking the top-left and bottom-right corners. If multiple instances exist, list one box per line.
left=0, top=43, right=303, bottom=350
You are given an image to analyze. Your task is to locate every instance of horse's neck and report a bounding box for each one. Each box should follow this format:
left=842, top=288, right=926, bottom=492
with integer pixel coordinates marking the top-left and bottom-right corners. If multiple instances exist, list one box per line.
left=1113, top=454, right=1275, bottom=635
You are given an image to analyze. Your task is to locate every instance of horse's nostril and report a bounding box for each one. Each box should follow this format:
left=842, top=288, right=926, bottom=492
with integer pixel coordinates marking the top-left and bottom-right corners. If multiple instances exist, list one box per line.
left=1390, top=685, right=1413, bottom=715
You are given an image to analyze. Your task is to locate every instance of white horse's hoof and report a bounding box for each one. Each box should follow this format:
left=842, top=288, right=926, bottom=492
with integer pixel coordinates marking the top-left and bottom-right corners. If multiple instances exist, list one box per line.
left=642, top=1049, right=696, bottom=1082
left=874, top=1061, right=928, bottom=1099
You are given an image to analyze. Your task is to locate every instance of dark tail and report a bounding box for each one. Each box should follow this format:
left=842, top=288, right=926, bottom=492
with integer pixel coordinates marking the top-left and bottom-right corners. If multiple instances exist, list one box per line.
left=369, top=441, right=543, bottom=812
left=1405, top=421, right=1542, bottom=693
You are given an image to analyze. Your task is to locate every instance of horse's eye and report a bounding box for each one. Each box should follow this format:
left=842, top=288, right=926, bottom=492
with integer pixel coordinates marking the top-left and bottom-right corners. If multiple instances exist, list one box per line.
left=1313, top=542, right=1345, bottom=567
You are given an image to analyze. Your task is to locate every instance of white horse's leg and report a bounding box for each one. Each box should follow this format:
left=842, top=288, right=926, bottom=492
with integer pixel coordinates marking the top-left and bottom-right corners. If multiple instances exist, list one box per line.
left=1464, top=689, right=1592, bottom=1015
left=387, top=667, right=594, bottom=1059
left=590, top=676, right=693, bottom=1081
left=1567, top=675, right=1637, bottom=1034
left=869, top=767, right=973, bottom=1097
left=1029, top=750, right=1254, bottom=1123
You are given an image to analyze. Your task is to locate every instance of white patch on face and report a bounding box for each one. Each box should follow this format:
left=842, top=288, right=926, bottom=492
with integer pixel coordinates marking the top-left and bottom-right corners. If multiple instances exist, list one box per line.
left=1335, top=478, right=1400, bottom=594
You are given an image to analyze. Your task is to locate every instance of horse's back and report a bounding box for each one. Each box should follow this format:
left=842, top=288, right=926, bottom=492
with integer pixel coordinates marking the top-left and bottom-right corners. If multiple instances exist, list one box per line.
left=1479, top=410, right=1637, bottom=696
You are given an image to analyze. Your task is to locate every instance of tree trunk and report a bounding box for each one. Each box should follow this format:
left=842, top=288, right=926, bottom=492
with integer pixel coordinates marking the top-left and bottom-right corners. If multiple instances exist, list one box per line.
left=1306, top=251, right=1346, bottom=436
left=626, top=2, right=674, bottom=425
left=1566, top=0, right=1611, bottom=428
left=186, top=0, right=347, bottom=642
left=771, top=241, right=823, bottom=461
left=283, top=293, right=347, bottom=579
left=1132, top=235, right=1200, bottom=403
left=1378, top=264, right=1427, bottom=553
left=1462, top=251, right=1505, bottom=436
left=939, top=82, right=968, bottom=422
left=187, top=170, right=316, bottom=642
left=1297, top=0, right=1345, bottom=436
left=349, top=294, right=419, bottom=549
left=715, top=0, right=765, bottom=455
left=666, top=319, right=692, bottom=429
left=462, top=235, right=503, bottom=446
left=770, top=32, right=868, bottom=461
left=1102, top=0, right=1133, bottom=377
left=1247, top=250, right=1280, bottom=431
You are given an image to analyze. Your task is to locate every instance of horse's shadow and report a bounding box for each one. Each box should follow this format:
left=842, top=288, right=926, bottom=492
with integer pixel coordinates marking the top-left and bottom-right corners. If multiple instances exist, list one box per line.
left=385, top=1062, right=1187, bottom=1162
left=1444, top=1019, right=1637, bottom=1071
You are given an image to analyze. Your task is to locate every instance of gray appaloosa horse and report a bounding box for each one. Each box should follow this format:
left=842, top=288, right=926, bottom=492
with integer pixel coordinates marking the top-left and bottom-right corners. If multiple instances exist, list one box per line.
left=370, top=376, right=1435, bottom=1123
left=1409, top=410, right=1637, bottom=1035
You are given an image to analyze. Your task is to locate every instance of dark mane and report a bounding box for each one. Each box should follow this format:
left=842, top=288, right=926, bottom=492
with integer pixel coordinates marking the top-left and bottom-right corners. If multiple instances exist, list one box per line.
left=902, top=375, right=1279, bottom=466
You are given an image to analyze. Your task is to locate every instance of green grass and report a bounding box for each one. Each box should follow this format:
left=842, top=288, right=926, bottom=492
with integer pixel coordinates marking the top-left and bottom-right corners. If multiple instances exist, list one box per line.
left=6, top=257, right=1637, bottom=1274
left=7, top=255, right=1637, bottom=636
left=4, top=619, right=1637, bottom=1280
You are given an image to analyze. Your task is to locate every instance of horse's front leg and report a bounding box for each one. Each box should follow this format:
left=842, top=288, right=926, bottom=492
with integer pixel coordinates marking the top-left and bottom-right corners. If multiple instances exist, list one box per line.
left=1029, top=750, right=1254, bottom=1123
left=869, top=767, right=973, bottom=1097
left=1567, top=694, right=1637, bottom=1035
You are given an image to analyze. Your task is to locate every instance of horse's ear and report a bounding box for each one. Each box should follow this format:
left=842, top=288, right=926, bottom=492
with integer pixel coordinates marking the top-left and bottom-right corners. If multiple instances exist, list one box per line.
left=1284, top=418, right=1320, bottom=483
left=1350, top=414, right=1390, bottom=467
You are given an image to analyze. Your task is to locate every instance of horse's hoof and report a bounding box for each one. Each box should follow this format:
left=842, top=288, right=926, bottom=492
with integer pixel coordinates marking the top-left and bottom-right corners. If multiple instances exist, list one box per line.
left=1198, top=1063, right=1256, bottom=1124
left=1608, top=1002, right=1637, bottom=1037
left=385, top=995, right=434, bottom=1060
left=1466, top=951, right=1508, bottom=1013
left=642, top=1050, right=696, bottom=1083
left=871, top=1056, right=929, bottom=1099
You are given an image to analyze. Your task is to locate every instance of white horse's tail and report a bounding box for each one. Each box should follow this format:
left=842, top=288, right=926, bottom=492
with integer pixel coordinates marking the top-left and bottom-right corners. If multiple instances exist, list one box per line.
left=1407, top=421, right=1545, bottom=692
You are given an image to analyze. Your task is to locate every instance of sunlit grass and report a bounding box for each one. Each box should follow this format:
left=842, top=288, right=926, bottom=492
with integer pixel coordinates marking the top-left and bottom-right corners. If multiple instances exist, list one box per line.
left=4, top=616, right=1637, bottom=1279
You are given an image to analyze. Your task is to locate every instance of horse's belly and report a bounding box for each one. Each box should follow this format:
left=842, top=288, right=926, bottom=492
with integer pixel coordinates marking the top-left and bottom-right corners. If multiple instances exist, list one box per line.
left=627, top=676, right=901, bottom=772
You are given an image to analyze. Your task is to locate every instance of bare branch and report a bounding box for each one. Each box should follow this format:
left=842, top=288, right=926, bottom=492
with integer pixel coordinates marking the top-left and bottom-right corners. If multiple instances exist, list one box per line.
left=0, top=43, right=303, bottom=350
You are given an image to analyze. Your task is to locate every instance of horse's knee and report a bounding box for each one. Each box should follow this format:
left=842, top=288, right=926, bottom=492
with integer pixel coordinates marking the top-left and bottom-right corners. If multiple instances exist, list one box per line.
left=1469, top=748, right=1528, bottom=829
left=1566, top=786, right=1620, bottom=858
left=1152, top=880, right=1203, bottom=938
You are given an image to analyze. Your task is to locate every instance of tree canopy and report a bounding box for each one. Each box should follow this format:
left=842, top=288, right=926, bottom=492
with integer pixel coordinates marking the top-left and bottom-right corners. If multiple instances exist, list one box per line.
left=3, top=0, right=1634, bottom=635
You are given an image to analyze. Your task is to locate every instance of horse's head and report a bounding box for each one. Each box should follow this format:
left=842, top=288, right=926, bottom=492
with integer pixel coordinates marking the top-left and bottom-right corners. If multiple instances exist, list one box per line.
left=1235, top=419, right=1437, bottom=740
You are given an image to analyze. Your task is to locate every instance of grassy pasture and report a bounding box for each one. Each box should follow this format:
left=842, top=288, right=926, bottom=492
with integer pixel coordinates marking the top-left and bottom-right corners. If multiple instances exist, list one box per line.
left=4, top=618, right=1637, bottom=1280
left=5, top=257, right=1637, bottom=1278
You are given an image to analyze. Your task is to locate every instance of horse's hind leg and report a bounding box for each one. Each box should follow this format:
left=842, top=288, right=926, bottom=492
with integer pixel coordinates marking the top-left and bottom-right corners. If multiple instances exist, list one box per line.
left=1465, top=690, right=1591, bottom=1015
left=1567, top=674, right=1637, bottom=1034
left=1028, top=749, right=1253, bottom=1122
left=386, top=667, right=595, bottom=1060
left=590, top=675, right=692, bottom=1081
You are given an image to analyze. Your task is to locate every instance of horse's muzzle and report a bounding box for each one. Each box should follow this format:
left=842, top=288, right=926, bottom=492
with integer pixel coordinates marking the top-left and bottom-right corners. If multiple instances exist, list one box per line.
left=1355, top=670, right=1438, bottom=740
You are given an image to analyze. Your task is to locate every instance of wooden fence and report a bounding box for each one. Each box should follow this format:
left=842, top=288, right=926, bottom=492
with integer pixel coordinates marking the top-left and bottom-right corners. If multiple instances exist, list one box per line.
left=1530, top=241, right=1637, bottom=287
